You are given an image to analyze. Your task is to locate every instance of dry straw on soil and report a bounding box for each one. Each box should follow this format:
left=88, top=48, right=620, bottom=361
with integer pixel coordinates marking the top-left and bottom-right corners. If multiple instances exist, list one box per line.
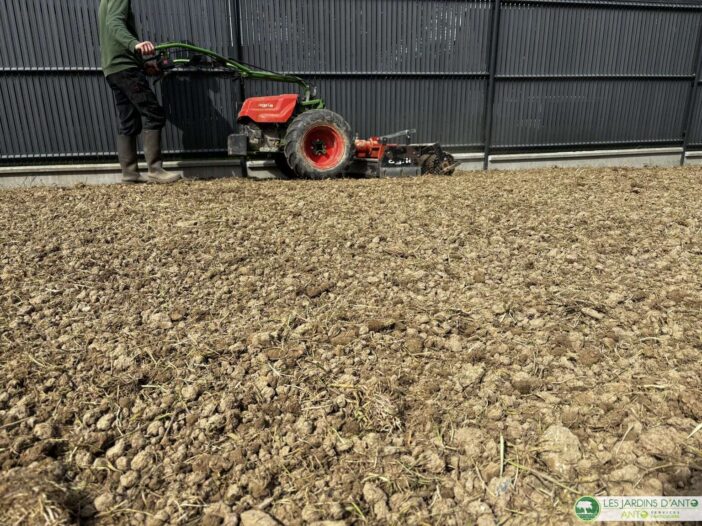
left=1, top=168, right=701, bottom=525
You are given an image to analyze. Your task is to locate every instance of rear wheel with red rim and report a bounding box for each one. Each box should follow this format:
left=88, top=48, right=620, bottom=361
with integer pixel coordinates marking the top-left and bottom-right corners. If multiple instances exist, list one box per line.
left=284, top=109, right=353, bottom=179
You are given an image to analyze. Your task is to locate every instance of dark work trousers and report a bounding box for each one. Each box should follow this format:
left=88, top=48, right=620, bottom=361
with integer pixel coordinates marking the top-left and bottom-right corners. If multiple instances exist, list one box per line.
left=106, top=68, right=166, bottom=137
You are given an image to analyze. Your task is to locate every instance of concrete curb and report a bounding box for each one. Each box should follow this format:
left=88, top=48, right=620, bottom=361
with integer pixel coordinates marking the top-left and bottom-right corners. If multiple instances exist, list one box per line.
left=0, top=159, right=244, bottom=189
left=0, top=147, right=695, bottom=188
left=455, top=147, right=686, bottom=171
left=487, top=147, right=683, bottom=170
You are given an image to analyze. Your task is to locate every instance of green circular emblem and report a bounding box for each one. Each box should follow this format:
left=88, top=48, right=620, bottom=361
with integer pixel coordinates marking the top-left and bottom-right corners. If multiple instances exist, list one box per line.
left=640, top=511, right=649, bottom=519
left=691, top=499, right=699, bottom=508
left=574, top=496, right=601, bottom=522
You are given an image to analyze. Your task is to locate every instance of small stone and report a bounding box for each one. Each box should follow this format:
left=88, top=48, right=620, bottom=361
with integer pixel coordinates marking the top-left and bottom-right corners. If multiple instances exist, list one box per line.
left=95, top=413, right=115, bottom=431
left=567, top=331, right=584, bottom=351
left=146, top=420, right=162, bottom=436
left=249, top=474, right=272, bottom=499
left=224, top=484, right=243, bottom=505
left=248, top=332, right=273, bottom=347
left=8, top=403, right=30, bottom=420
left=486, top=476, right=513, bottom=508
left=105, top=439, right=126, bottom=461
left=18, top=304, right=35, bottom=316
left=205, top=501, right=232, bottom=519
left=512, top=372, right=539, bottom=394
left=33, top=422, right=55, bottom=440
left=115, top=456, right=129, bottom=471
left=578, top=349, right=601, bottom=366
left=538, top=425, right=582, bottom=479
left=82, top=409, right=100, bottom=426
left=146, top=510, right=171, bottom=526
left=561, top=407, right=579, bottom=427
left=131, top=449, right=153, bottom=471
left=639, top=427, right=680, bottom=458
left=74, top=449, right=94, bottom=468
left=119, top=470, right=139, bottom=488
left=335, top=436, right=354, bottom=452
left=678, top=391, right=702, bottom=420
left=29, top=294, right=48, bottom=306
left=240, top=509, right=281, bottom=526
left=416, top=314, right=431, bottom=325
left=405, top=337, right=423, bottom=353
left=608, top=464, right=640, bottom=482
left=113, top=354, right=133, bottom=371
left=367, top=319, right=395, bottom=332
left=94, top=492, right=115, bottom=512
left=420, top=450, right=446, bottom=474
left=444, top=334, right=463, bottom=353
left=330, top=331, right=355, bottom=347
left=181, top=384, right=201, bottom=401
left=455, top=364, right=485, bottom=389
left=492, top=303, right=507, bottom=315
left=301, top=505, right=321, bottom=523
left=201, top=515, right=224, bottom=526
left=581, top=307, right=604, bottom=320
left=477, top=514, right=497, bottom=526
left=454, top=427, right=486, bottom=458
left=362, top=482, right=387, bottom=504
left=149, top=312, right=173, bottom=330
left=305, top=282, right=333, bottom=298
left=202, top=414, right=226, bottom=433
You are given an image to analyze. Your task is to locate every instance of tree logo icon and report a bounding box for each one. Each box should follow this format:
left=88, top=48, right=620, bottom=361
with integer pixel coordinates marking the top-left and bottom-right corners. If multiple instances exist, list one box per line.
left=574, top=496, right=601, bottom=522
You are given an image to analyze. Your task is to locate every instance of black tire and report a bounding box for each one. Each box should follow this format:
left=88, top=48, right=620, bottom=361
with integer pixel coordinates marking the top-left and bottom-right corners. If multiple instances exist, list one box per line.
left=283, top=109, right=354, bottom=179
left=273, top=154, right=296, bottom=179
left=420, top=154, right=440, bottom=175
left=420, top=152, right=457, bottom=176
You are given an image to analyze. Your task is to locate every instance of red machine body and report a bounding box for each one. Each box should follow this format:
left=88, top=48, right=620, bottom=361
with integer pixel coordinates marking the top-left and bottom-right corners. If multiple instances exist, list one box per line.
left=231, top=97, right=458, bottom=178
left=354, top=136, right=386, bottom=159
left=238, top=94, right=299, bottom=124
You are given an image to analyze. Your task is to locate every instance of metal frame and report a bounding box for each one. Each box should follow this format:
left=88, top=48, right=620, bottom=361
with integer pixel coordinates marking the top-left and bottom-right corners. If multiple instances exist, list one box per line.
left=680, top=20, right=702, bottom=163
left=483, top=0, right=503, bottom=169
left=3, top=0, right=702, bottom=164
left=480, top=0, right=702, bottom=163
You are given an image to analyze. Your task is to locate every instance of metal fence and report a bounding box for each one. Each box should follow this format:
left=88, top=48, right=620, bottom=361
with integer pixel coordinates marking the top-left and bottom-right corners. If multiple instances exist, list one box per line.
left=2, top=0, right=702, bottom=164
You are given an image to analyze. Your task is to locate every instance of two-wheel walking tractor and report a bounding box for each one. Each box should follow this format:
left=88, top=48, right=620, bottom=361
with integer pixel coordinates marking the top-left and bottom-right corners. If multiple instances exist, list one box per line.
left=154, top=43, right=458, bottom=179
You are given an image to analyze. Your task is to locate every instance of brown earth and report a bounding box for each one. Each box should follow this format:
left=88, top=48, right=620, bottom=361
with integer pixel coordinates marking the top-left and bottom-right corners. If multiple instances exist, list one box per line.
left=1, top=167, right=701, bottom=525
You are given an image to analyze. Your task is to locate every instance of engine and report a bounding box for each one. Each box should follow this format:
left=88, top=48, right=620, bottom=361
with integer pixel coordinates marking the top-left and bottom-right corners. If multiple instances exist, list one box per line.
left=241, top=123, right=284, bottom=153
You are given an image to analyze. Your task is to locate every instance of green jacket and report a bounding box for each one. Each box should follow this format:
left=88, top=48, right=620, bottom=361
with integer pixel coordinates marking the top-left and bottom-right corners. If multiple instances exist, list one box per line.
left=98, top=0, right=142, bottom=77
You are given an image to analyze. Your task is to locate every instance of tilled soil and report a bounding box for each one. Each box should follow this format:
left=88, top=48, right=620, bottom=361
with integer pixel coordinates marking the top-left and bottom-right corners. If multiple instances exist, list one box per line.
left=1, top=168, right=701, bottom=526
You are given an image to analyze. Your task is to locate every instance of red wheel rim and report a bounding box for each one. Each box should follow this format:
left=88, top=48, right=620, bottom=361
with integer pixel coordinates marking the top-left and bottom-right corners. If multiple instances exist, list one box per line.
left=302, top=125, right=345, bottom=169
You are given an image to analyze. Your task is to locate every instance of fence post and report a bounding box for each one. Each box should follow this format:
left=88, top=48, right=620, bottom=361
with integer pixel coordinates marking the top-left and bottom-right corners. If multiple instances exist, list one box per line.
left=483, top=0, right=503, bottom=170
left=229, top=0, right=246, bottom=105
left=680, top=18, right=702, bottom=166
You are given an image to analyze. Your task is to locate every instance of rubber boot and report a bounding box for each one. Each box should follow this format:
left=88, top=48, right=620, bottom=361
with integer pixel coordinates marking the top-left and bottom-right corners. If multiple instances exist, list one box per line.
left=117, top=134, right=141, bottom=184
left=143, top=130, right=181, bottom=184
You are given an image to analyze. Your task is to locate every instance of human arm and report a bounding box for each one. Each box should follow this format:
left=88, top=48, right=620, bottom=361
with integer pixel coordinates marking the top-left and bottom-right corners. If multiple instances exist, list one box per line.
left=105, top=0, right=140, bottom=53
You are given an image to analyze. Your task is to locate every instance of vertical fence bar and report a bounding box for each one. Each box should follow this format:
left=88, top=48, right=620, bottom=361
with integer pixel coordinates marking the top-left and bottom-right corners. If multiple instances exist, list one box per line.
left=680, top=17, right=702, bottom=166
left=483, top=0, right=503, bottom=170
left=229, top=0, right=246, bottom=106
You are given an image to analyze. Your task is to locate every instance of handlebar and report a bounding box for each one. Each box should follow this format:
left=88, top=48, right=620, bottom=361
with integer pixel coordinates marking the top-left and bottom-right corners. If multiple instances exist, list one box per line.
left=153, top=42, right=315, bottom=102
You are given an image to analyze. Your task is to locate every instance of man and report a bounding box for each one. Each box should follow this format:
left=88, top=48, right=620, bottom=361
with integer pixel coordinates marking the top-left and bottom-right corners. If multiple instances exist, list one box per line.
left=98, top=0, right=180, bottom=184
